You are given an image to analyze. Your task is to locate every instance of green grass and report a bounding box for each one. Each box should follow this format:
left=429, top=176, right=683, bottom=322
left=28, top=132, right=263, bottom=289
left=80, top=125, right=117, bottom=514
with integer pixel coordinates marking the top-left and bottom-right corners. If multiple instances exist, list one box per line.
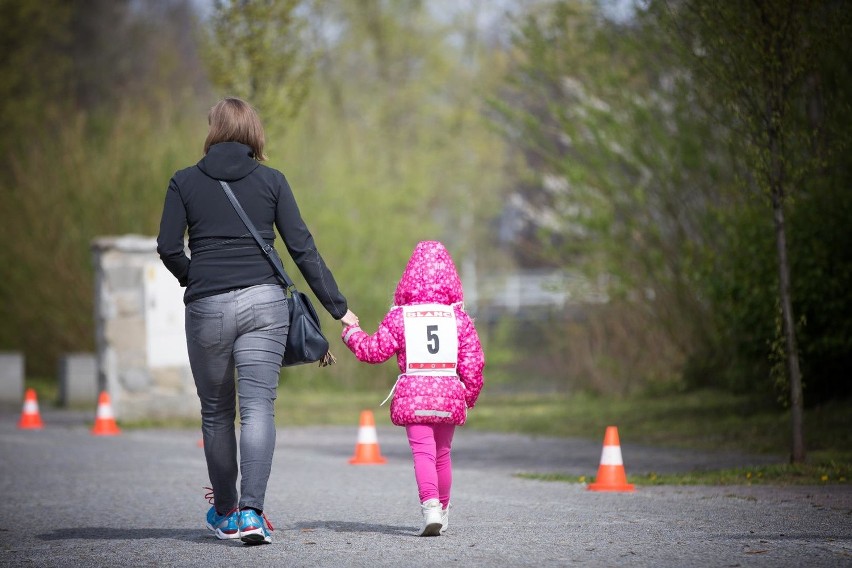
left=518, top=460, right=850, bottom=486
left=274, top=386, right=851, bottom=485
left=276, top=388, right=389, bottom=427
left=27, top=375, right=850, bottom=485
left=475, top=389, right=851, bottom=486
left=466, top=389, right=852, bottom=461
left=25, top=376, right=59, bottom=405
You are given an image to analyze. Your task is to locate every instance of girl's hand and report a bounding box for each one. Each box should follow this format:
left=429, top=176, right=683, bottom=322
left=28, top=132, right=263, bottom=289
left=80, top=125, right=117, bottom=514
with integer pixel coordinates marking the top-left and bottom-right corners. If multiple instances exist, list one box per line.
left=340, top=309, right=359, bottom=327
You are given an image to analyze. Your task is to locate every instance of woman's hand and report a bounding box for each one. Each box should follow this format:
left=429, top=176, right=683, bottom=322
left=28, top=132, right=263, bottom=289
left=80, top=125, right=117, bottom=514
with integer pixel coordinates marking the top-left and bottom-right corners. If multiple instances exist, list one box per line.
left=340, top=309, right=359, bottom=327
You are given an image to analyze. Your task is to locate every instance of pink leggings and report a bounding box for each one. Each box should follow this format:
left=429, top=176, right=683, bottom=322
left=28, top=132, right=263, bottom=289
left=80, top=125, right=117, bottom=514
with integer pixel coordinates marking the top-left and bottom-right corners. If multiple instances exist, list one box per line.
left=405, top=423, right=456, bottom=507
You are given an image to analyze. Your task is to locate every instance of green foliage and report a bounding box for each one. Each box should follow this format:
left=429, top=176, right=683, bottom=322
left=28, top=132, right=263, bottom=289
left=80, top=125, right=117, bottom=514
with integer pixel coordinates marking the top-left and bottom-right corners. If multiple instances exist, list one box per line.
left=0, top=1, right=511, bottom=385
left=490, top=0, right=852, bottom=407
left=0, top=0, right=211, bottom=376
left=0, top=100, right=207, bottom=375
left=791, top=187, right=852, bottom=402
left=697, top=177, right=852, bottom=404
left=662, top=0, right=827, bottom=197
left=252, top=1, right=509, bottom=388
left=687, top=202, right=775, bottom=392
left=489, top=1, right=739, bottom=393
left=5, top=0, right=846, bottom=408
left=0, top=0, right=74, bottom=157
left=658, top=0, right=852, bottom=406
left=202, top=0, right=313, bottom=124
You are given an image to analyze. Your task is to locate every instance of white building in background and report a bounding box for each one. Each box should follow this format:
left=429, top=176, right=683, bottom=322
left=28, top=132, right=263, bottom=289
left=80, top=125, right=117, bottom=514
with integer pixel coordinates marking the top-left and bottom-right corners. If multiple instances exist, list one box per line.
left=464, top=267, right=609, bottom=322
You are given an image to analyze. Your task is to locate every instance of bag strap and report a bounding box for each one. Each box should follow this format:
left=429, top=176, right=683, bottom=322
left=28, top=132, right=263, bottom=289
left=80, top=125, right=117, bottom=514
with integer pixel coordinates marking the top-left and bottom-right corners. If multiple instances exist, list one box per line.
left=220, top=179, right=337, bottom=368
left=219, top=180, right=295, bottom=291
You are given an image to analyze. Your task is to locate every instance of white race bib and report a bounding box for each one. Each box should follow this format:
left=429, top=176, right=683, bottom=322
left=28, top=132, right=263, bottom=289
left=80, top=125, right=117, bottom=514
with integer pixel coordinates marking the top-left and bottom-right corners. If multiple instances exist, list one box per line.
left=402, top=304, right=459, bottom=375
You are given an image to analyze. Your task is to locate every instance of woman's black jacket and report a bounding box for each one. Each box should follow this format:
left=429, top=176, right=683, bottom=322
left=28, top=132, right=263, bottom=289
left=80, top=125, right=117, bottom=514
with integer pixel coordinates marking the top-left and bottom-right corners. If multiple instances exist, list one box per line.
left=156, top=142, right=347, bottom=318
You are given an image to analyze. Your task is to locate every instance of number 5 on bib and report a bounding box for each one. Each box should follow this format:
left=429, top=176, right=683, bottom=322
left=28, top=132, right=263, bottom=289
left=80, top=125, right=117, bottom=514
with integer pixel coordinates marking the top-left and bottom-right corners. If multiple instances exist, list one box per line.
left=403, top=304, right=459, bottom=375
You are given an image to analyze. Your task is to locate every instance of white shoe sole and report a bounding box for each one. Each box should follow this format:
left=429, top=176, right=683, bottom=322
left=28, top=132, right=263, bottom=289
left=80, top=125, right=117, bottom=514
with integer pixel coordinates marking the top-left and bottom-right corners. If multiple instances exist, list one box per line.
left=419, top=521, right=442, bottom=537
left=206, top=522, right=241, bottom=540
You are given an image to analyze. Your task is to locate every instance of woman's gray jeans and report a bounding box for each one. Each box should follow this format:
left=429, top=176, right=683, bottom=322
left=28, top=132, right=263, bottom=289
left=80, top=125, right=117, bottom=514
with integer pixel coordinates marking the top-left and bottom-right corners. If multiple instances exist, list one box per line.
left=185, top=284, right=288, bottom=514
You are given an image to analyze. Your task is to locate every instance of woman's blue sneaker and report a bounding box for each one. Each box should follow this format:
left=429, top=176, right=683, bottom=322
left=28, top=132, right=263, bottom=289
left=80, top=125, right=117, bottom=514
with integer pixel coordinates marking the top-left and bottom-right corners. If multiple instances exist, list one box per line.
left=238, top=509, right=273, bottom=545
left=206, top=506, right=240, bottom=540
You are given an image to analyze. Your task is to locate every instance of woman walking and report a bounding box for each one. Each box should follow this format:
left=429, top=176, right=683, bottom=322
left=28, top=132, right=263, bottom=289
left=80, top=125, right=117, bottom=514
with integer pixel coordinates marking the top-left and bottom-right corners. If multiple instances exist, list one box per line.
left=157, top=97, right=358, bottom=545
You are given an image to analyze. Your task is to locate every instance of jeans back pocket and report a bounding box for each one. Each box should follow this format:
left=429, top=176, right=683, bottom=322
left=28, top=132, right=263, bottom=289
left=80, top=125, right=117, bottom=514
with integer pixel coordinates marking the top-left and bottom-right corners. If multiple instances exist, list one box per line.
left=251, top=298, right=288, bottom=332
left=187, top=309, right=223, bottom=348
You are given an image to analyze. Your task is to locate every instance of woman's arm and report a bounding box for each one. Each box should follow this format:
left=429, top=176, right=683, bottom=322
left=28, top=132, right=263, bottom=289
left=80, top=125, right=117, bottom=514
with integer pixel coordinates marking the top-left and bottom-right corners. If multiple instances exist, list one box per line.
left=275, top=174, right=348, bottom=319
left=156, top=179, right=190, bottom=286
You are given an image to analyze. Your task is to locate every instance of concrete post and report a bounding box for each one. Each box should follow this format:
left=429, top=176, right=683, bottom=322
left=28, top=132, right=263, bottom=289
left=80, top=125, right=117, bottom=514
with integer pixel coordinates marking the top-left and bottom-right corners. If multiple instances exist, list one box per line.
left=58, top=353, right=98, bottom=407
left=0, top=352, right=24, bottom=403
left=91, top=235, right=199, bottom=421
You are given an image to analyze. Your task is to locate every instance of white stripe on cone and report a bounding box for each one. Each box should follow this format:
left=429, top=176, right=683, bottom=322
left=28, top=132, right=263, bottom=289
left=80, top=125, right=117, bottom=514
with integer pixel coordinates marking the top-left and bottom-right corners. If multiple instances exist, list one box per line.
left=357, top=426, right=378, bottom=445
left=96, top=402, right=115, bottom=420
left=600, top=445, right=625, bottom=466
left=23, top=400, right=39, bottom=413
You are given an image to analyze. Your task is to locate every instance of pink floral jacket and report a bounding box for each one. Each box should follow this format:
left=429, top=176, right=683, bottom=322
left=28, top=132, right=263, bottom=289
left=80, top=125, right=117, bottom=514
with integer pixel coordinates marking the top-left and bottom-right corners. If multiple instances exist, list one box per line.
left=342, top=241, right=484, bottom=426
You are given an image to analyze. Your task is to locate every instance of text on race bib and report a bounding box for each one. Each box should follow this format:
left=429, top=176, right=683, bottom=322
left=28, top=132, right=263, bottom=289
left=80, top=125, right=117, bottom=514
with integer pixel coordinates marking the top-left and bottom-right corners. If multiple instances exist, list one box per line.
left=402, top=304, right=459, bottom=375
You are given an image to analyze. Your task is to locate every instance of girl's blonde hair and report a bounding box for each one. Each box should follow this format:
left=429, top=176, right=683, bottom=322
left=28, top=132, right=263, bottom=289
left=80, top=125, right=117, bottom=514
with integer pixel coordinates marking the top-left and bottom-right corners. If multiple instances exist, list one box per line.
left=203, top=97, right=267, bottom=161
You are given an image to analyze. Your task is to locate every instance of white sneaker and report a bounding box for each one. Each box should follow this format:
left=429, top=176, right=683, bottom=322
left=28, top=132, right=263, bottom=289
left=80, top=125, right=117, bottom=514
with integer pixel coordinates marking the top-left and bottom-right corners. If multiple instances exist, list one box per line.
left=419, top=499, right=442, bottom=536
left=440, top=503, right=450, bottom=534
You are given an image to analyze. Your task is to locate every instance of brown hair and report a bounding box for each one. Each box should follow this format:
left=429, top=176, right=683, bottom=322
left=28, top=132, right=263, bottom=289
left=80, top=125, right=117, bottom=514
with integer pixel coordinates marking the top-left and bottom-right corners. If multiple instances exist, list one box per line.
left=203, top=97, right=267, bottom=161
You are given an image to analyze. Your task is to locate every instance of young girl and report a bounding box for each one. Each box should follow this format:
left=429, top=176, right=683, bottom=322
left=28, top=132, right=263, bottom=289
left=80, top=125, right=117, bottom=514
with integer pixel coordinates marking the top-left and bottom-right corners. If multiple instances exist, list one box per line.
left=341, top=240, right=485, bottom=536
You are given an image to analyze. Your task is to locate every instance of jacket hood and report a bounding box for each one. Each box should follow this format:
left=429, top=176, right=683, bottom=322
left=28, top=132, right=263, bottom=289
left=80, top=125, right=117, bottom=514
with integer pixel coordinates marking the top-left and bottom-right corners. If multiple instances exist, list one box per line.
left=197, top=142, right=260, bottom=181
left=393, top=241, right=464, bottom=306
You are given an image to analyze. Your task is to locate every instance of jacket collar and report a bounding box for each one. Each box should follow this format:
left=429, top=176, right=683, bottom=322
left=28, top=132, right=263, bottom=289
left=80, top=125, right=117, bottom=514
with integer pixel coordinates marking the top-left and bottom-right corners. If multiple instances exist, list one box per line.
left=197, top=142, right=260, bottom=181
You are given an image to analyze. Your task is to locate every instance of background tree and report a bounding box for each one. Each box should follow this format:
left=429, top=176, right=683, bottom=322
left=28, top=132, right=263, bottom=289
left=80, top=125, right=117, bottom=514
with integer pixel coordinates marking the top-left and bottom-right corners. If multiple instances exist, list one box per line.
left=0, top=0, right=510, bottom=387
left=0, top=0, right=207, bottom=377
left=654, top=0, right=850, bottom=462
left=3, top=0, right=846, bottom=414
left=487, top=0, right=850, bottom=419
left=265, top=0, right=509, bottom=387
left=202, top=0, right=315, bottom=127
left=487, top=1, right=738, bottom=393
left=0, top=0, right=73, bottom=159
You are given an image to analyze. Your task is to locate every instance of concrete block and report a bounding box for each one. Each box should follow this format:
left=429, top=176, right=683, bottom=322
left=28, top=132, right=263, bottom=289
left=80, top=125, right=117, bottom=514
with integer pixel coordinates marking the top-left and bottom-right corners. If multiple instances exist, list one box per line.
left=0, top=352, right=24, bottom=403
left=151, top=367, right=186, bottom=390
left=91, top=235, right=197, bottom=421
left=105, top=317, right=146, bottom=351
left=121, top=368, right=151, bottom=392
left=105, top=266, right=143, bottom=291
left=58, top=353, right=98, bottom=406
left=113, top=289, right=145, bottom=316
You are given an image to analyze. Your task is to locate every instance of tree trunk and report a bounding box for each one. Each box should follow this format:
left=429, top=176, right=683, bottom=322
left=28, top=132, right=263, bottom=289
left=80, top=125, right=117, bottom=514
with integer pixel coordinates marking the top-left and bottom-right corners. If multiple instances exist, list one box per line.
left=771, top=190, right=806, bottom=463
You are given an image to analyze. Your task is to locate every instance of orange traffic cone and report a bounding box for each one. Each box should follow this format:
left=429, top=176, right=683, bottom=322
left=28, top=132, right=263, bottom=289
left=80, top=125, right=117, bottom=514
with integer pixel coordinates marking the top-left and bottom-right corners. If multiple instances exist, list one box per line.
left=17, top=388, right=44, bottom=430
left=587, top=426, right=635, bottom=492
left=91, top=391, right=121, bottom=436
left=348, top=410, right=387, bottom=465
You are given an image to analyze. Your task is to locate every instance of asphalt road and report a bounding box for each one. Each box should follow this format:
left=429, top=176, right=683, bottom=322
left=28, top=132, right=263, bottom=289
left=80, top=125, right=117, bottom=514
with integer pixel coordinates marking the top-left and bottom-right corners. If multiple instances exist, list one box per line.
left=1, top=407, right=850, bottom=567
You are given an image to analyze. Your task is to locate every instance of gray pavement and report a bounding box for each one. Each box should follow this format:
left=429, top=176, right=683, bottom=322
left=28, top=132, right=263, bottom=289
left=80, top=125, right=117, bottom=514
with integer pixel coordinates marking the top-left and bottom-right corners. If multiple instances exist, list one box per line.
left=0, top=406, right=850, bottom=567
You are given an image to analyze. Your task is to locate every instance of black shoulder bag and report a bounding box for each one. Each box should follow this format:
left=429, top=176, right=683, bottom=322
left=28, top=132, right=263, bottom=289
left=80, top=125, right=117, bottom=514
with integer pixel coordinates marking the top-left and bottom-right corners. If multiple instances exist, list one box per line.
left=219, top=180, right=335, bottom=367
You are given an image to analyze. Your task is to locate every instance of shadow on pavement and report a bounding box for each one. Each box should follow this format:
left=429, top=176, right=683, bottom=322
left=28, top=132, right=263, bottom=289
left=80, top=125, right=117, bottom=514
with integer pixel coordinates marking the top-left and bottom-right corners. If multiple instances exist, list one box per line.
left=293, top=520, right=413, bottom=536
left=39, top=527, right=225, bottom=544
